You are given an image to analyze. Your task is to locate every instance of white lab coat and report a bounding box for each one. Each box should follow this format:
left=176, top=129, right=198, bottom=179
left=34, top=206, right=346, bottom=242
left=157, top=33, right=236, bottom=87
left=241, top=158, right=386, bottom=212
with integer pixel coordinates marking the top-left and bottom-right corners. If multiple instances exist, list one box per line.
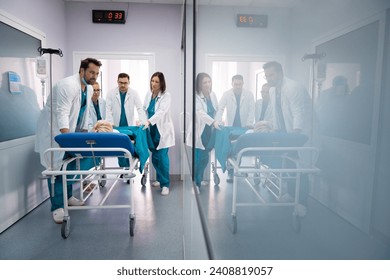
left=35, top=73, right=92, bottom=170
left=143, top=91, right=175, bottom=149
left=105, top=87, right=147, bottom=126
left=255, top=99, right=273, bottom=122
left=268, top=77, right=310, bottom=132
left=186, top=92, right=218, bottom=149
left=88, top=97, right=106, bottom=130
left=215, top=88, right=255, bottom=127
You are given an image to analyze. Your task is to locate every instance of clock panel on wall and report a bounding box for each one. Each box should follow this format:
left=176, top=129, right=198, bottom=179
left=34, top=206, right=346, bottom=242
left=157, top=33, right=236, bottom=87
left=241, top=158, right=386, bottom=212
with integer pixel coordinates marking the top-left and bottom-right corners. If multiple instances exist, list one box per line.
left=92, top=10, right=126, bottom=24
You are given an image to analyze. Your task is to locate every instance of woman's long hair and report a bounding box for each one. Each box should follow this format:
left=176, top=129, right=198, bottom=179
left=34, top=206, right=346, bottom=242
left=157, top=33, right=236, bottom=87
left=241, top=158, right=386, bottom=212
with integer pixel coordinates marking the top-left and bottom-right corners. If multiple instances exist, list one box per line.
left=195, top=72, right=212, bottom=95
left=150, top=71, right=166, bottom=94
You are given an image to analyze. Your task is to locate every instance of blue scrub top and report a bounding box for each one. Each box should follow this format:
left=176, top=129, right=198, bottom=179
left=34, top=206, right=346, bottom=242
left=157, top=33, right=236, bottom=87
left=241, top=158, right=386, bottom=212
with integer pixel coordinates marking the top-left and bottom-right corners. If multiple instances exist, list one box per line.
left=93, top=102, right=102, bottom=121
left=146, top=96, right=160, bottom=149
left=76, top=88, right=87, bottom=130
left=119, top=92, right=128, bottom=127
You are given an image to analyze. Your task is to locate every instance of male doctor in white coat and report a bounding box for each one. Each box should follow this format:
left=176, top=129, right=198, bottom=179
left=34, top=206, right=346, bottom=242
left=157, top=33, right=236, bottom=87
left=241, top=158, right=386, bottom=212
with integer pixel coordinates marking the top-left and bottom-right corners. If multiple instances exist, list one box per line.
left=105, top=72, right=147, bottom=127
left=88, top=81, right=106, bottom=128
left=215, top=74, right=255, bottom=182
left=263, top=61, right=310, bottom=133
left=215, top=74, right=255, bottom=128
left=263, top=60, right=311, bottom=216
left=35, top=57, right=102, bottom=223
left=105, top=72, right=147, bottom=168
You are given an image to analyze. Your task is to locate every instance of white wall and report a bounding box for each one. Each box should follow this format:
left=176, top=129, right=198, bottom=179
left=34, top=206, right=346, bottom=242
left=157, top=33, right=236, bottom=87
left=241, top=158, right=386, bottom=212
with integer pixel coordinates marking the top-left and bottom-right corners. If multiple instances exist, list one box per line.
left=196, top=5, right=292, bottom=72
left=0, top=0, right=67, bottom=82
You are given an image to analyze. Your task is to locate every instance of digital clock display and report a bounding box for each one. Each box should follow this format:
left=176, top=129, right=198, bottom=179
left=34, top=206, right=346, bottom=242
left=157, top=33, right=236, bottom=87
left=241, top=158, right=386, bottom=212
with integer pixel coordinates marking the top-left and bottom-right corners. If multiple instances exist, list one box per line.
left=92, top=10, right=126, bottom=24
left=236, top=14, right=268, bottom=28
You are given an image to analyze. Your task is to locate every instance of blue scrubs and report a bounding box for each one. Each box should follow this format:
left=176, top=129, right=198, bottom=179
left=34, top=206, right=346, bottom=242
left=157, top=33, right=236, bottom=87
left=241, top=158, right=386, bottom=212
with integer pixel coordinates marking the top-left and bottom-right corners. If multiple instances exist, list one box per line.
left=146, top=96, right=170, bottom=188
left=118, top=92, right=129, bottom=168
left=194, top=97, right=216, bottom=187
left=93, top=102, right=102, bottom=121
left=47, top=156, right=96, bottom=211
left=76, top=88, right=87, bottom=131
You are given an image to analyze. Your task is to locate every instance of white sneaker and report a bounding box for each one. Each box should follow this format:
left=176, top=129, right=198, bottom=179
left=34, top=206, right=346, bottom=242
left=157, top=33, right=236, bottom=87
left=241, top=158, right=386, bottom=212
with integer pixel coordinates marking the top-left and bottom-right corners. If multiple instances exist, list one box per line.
left=200, top=181, right=208, bottom=186
left=161, top=186, right=169, bottom=196
left=152, top=181, right=160, bottom=187
left=52, top=208, right=64, bottom=224
left=68, top=196, right=84, bottom=206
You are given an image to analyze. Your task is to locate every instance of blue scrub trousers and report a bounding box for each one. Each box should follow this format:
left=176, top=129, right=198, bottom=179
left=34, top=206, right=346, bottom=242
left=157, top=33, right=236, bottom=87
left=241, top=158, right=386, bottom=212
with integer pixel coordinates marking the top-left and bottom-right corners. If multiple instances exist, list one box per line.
left=146, top=96, right=170, bottom=187
left=47, top=156, right=96, bottom=211
left=150, top=147, right=170, bottom=187
left=194, top=148, right=210, bottom=187
left=194, top=124, right=215, bottom=186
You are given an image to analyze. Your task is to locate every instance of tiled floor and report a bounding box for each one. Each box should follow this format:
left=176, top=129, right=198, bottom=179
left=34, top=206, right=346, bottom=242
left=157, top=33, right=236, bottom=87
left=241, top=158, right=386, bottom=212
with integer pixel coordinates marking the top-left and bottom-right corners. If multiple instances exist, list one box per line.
left=0, top=175, right=184, bottom=260
left=1, top=170, right=389, bottom=260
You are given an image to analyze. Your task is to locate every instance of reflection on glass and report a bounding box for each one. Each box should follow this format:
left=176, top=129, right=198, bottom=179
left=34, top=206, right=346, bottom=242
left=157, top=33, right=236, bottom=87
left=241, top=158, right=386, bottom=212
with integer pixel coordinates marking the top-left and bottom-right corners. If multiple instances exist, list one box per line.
left=315, top=21, right=379, bottom=144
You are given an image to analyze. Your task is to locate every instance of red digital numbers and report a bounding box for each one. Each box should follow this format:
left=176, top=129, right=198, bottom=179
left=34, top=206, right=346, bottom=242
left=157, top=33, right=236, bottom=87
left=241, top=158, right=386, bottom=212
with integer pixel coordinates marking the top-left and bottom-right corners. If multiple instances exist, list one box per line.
left=106, top=11, right=123, bottom=21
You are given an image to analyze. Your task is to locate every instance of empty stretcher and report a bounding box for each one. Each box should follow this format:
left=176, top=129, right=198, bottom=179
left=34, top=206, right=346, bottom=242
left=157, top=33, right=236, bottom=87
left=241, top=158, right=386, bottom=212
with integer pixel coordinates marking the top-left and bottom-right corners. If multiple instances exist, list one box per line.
left=227, top=132, right=320, bottom=233
left=42, top=132, right=141, bottom=239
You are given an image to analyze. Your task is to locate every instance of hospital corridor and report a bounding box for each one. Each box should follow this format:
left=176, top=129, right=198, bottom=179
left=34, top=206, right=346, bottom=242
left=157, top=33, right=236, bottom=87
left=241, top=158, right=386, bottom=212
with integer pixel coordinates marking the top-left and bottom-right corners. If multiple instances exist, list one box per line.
left=1, top=0, right=390, bottom=263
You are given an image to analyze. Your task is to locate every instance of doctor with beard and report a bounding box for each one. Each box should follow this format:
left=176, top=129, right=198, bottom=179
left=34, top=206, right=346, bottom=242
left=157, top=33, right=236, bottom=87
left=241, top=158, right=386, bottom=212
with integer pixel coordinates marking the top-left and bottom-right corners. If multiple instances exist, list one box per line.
left=35, top=57, right=102, bottom=223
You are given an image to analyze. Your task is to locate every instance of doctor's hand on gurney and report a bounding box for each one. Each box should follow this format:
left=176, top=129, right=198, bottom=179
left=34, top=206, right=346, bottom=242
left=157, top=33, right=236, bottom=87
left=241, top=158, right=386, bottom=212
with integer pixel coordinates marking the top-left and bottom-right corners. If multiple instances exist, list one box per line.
left=213, top=120, right=222, bottom=130
left=142, top=120, right=151, bottom=130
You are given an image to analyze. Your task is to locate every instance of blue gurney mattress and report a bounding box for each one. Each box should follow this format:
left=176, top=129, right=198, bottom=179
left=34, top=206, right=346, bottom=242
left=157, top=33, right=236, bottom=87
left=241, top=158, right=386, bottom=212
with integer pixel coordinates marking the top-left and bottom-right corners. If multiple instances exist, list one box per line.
left=55, top=132, right=135, bottom=157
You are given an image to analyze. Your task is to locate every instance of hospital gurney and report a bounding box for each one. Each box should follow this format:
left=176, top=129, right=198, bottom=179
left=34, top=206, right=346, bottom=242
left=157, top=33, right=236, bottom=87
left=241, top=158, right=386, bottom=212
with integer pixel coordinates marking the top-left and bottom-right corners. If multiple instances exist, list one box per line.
left=42, top=132, right=140, bottom=239
left=228, top=132, right=320, bottom=233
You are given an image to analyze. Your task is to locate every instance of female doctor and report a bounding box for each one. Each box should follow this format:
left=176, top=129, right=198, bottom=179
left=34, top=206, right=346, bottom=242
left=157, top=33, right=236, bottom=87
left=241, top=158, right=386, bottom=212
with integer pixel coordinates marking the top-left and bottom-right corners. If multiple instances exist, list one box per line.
left=186, top=73, right=220, bottom=193
left=143, top=72, right=175, bottom=196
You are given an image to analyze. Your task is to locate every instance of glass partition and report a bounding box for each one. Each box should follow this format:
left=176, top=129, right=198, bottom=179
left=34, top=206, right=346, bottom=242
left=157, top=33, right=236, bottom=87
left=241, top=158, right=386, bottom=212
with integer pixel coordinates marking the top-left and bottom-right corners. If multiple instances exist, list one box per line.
left=182, top=0, right=214, bottom=260
left=186, top=0, right=388, bottom=260
left=0, top=21, right=42, bottom=142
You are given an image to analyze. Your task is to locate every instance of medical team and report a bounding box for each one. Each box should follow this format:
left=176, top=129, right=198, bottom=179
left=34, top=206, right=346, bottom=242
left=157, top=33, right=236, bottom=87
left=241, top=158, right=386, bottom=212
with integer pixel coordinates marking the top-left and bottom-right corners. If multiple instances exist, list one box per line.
left=35, top=57, right=309, bottom=223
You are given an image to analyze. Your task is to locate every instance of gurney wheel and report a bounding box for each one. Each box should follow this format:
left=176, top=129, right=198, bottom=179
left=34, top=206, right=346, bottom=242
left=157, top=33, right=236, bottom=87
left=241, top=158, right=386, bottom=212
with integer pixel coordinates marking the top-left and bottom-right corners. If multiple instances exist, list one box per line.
left=292, top=214, right=301, bottom=233
left=129, top=215, right=136, bottom=237
left=61, top=217, right=70, bottom=239
left=232, top=214, right=237, bottom=234
left=214, top=173, right=220, bottom=186
left=141, top=174, right=147, bottom=186
left=99, top=174, right=107, bottom=187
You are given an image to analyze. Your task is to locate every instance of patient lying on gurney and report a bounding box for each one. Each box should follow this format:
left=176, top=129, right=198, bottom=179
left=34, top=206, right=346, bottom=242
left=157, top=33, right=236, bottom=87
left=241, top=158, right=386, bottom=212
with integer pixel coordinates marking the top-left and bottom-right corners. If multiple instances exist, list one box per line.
left=246, top=120, right=273, bottom=133
left=93, top=119, right=115, bottom=132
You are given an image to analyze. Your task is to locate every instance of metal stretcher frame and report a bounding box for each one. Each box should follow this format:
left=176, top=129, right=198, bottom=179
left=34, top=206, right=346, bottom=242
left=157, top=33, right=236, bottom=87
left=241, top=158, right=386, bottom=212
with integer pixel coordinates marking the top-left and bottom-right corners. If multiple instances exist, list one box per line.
left=227, top=135, right=320, bottom=234
left=42, top=133, right=140, bottom=239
